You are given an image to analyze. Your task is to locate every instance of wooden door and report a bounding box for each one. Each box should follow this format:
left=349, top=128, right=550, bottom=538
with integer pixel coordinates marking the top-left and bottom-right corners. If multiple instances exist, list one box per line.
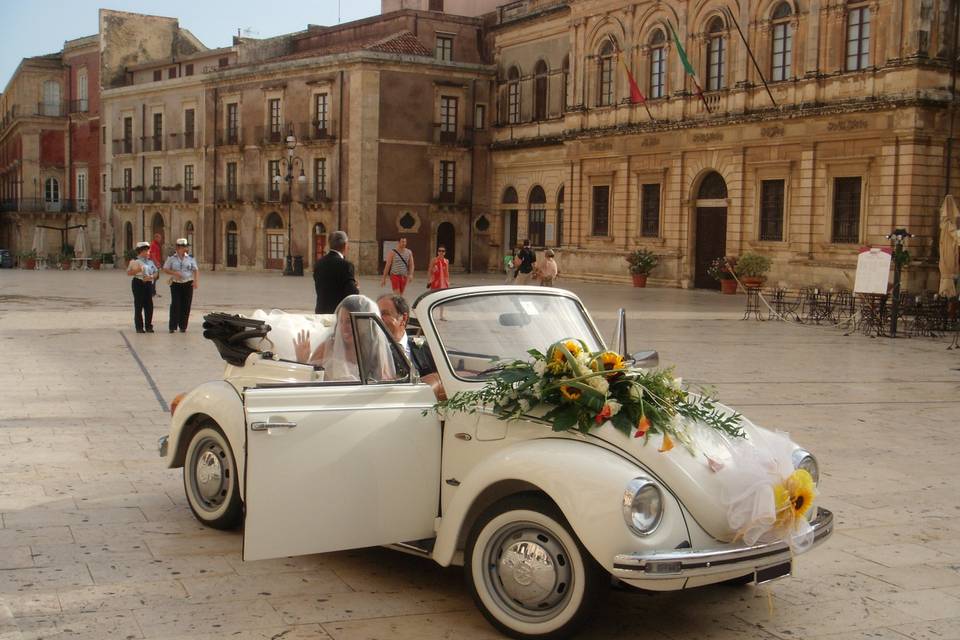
left=694, top=207, right=727, bottom=289
left=437, top=222, right=455, bottom=263
left=265, top=231, right=284, bottom=270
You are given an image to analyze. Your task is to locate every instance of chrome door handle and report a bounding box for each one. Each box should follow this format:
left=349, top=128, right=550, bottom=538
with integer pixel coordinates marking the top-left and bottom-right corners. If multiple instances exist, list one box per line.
left=250, top=421, right=298, bottom=431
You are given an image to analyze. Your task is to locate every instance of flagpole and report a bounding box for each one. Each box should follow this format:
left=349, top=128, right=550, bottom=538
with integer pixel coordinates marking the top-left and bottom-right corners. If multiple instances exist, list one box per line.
left=610, top=35, right=657, bottom=123
left=668, top=22, right=712, bottom=113
left=723, top=7, right=777, bottom=108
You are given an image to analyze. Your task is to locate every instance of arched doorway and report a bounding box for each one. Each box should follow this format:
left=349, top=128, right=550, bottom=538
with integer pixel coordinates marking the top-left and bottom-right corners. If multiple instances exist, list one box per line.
left=528, top=186, right=546, bottom=247
left=556, top=186, right=564, bottom=247
left=226, top=221, right=238, bottom=268
left=313, top=222, right=327, bottom=263
left=264, top=212, right=284, bottom=270
left=502, top=186, right=518, bottom=252
left=693, top=171, right=729, bottom=289
left=437, top=221, right=455, bottom=263
left=124, top=222, right=133, bottom=255
left=151, top=213, right=165, bottom=244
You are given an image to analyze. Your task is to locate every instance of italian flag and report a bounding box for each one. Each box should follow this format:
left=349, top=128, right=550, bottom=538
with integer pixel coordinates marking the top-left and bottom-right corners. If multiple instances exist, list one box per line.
left=619, top=56, right=646, bottom=104
left=669, top=22, right=710, bottom=112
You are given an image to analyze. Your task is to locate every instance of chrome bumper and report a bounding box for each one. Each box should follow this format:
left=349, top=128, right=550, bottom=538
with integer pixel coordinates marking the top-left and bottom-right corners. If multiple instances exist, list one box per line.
left=612, top=507, right=833, bottom=579
left=157, top=435, right=169, bottom=458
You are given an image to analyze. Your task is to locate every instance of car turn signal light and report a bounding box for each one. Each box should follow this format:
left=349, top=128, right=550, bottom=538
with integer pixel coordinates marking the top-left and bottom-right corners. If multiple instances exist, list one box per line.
left=170, top=392, right=187, bottom=415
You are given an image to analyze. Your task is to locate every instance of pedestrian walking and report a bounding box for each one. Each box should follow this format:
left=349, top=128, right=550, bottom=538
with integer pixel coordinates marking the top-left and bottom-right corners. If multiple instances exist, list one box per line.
left=503, top=248, right=517, bottom=284
left=313, top=230, right=360, bottom=314
left=148, top=232, right=163, bottom=298
left=539, top=249, right=559, bottom=287
left=126, top=241, right=157, bottom=333
left=514, top=239, right=537, bottom=285
left=381, top=237, right=414, bottom=294
left=427, top=245, right=450, bottom=291
left=161, top=238, right=199, bottom=333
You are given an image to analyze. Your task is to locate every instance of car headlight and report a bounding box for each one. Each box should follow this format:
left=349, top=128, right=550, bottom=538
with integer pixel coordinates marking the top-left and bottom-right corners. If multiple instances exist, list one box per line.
left=792, top=449, right=820, bottom=486
left=622, top=477, right=663, bottom=536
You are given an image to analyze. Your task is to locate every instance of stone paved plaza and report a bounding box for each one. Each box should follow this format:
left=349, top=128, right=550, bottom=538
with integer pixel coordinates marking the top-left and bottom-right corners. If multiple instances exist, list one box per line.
left=1, top=267, right=959, bottom=640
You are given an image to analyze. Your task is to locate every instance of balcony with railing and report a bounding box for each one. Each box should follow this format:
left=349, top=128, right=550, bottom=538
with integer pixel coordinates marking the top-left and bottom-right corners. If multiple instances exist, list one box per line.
left=432, top=123, right=473, bottom=146
left=167, top=132, right=199, bottom=150
left=111, top=189, right=145, bottom=205
left=293, top=121, right=336, bottom=143
left=254, top=124, right=294, bottom=146
left=216, top=128, right=242, bottom=146
left=141, top=135, right=164, bottom=153
left=36, top=102, right=65, bottom=117
left=112, top=138, right=136, bottom=155
left=1, top=198, right=87, bottom=213
left=68, top=99, right=89, bottom=113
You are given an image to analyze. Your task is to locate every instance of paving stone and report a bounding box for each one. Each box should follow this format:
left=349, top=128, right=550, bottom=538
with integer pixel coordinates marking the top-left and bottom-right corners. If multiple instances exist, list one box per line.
left=0, top=564, right=94, bottom=594
left=180, top=569, right=352, bottom=603
left=86, top=556, right=236, bottom=585
left=322, top=611, right=503, bottom=640
left=272, top=588, right=471, bottom=625
left=6, top=610, right=144, bottom=640
left=132, top=599, right=282, bottom=637
left=56, top=581, right=189, bottom=614
left=2, top=507, right=146, bottom=529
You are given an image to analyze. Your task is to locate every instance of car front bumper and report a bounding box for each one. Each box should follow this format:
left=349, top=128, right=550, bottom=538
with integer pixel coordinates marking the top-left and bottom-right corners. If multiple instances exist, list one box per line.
left=611, top=507, right=833, bottom=581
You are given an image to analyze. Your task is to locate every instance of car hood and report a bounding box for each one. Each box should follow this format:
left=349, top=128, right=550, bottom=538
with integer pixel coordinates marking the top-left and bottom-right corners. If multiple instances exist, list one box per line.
left=585, top=407, right=800, bottom=543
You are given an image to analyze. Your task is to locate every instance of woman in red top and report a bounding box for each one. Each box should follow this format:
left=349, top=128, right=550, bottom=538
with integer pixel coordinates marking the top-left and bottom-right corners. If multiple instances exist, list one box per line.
left=427, top=245, right=450, bottom=291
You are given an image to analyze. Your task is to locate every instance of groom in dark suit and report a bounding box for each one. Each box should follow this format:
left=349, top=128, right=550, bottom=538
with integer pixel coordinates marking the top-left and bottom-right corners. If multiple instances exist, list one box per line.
left=313, top=230, right=360, bottom=314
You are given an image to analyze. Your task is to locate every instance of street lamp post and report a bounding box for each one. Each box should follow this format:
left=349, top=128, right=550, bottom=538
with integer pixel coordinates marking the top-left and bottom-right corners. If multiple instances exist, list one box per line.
left=276, top=133, right=307, bottom=276
left=886, top=228, right=913, bottom=338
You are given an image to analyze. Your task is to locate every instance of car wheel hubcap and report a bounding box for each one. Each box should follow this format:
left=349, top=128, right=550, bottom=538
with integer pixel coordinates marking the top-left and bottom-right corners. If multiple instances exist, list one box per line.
left=190, top=438, right=230, bottom=511
left=483, top=522, right=573, bottom=622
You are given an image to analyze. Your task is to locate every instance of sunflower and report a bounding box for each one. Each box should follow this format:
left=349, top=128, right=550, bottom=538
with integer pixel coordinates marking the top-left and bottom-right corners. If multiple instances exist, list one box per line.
left=590, top=351, right=625, bottom=374
left=773, top=469, right=815, bottom=527
left=560, top=385, right=582, bottom=401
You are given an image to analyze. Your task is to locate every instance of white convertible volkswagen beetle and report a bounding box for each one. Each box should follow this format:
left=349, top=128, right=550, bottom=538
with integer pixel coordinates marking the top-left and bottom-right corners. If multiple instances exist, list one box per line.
left=159, top=285, right=833, bottom=639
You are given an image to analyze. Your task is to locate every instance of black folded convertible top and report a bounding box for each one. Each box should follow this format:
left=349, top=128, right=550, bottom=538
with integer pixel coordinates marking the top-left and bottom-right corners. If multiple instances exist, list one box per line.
left=202, top=313, right=272, bottom=366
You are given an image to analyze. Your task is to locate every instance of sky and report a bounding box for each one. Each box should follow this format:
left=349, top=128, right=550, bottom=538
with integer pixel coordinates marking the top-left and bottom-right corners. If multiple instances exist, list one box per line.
left=0, top=0, right=382, bottom=90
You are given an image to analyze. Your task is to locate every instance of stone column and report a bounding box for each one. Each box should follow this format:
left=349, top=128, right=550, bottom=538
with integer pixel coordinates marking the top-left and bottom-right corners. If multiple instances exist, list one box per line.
left=347, top=66, right=381, bottom=274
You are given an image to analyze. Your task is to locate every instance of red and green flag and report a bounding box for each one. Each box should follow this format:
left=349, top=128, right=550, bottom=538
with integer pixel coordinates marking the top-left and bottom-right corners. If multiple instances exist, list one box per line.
left=668, top=22, right=710, bottom=112
left=619, top=56, right=646, bottom=105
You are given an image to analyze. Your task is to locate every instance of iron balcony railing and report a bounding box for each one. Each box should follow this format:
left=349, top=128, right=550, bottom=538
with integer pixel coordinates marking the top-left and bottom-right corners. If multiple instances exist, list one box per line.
left=0, top=198, right=86, bottom=213
left=141, top=135, right=164, bottom=152
left=254, top=124, right=294, bottom=146
left=68, top=99, right=89, bottom=113
left=112, top=139, right=136, bottom=155
left=216, top=128, right=242, bottom=146
left=292, top=121, right=336, bottom=142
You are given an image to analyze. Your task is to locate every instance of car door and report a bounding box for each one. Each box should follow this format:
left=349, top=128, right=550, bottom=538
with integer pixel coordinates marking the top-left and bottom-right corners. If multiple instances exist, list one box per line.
left=242, top=315, right=442, bottom=562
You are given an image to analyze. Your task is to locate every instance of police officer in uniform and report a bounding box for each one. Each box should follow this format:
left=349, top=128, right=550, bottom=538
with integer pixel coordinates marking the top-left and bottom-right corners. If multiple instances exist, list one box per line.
left=126, top=241, right=158, bottom=333
left=161, top=238, right=199, bottom=333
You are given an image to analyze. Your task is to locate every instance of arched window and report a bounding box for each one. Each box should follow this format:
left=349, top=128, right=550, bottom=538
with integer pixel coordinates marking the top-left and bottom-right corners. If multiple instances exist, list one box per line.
left=502, top=186, right=518, bottom=204
left=534, top=60, right=549, bottom=121
left=556, top=186, right=564, bottom=247
left=561, top=56, right=569, bottom=112
left=184, top=221, right=195, bottom=249
left=698, top=171, right=728, bottom=199
left=846, top=3, right=871, bottom=71
left=503, top=186, right=519, bottom=250
left=706, top=17, right=726, bottom=91
left=507, top=66, right=521, bottom=124
left=44, top=178, right=60, bottom=203
left=771, top=2, right=793, bottom=82
left=528, top=185, right=546, bottom=247
left=649, top=29, right=667, bottom=99
left=598, top=40, right=615, bottom=106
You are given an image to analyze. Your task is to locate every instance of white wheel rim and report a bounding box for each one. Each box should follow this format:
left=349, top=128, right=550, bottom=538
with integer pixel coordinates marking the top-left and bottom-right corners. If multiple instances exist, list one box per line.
left=186, top=431, right=234, bottom=517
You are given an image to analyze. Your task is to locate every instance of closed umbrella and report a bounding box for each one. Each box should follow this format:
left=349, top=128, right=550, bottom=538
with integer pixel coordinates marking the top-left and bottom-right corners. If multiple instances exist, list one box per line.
left=939, top=195, right=959, bottom=297
left=74, top=226, right=87, bottom=259
left=31, top=226, right=44, bottom=256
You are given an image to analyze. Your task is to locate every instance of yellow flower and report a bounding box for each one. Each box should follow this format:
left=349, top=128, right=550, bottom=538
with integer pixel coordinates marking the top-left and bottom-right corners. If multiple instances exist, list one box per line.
left=563, top=340, right=582, bottom=357
left=590, top=351, right=625, bottom=374
left=773, top=469, right=815, bottom=527
left=560, top=385, right=582, bottom=401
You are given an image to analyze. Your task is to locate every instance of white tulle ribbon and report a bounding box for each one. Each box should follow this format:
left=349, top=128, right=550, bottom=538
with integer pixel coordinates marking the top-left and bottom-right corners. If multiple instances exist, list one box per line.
left=715, top=431, right=816, bottom=553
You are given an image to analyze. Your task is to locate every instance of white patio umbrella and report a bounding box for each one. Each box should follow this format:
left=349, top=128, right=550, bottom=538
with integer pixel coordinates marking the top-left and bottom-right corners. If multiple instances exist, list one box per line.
left=939, top=195, right=959, bottom=297
left=74, top=226, right=87, bottom=259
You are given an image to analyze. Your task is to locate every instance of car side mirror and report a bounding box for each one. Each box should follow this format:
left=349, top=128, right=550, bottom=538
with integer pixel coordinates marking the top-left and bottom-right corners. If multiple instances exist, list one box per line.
left=630, top=350, right=659, bottom=369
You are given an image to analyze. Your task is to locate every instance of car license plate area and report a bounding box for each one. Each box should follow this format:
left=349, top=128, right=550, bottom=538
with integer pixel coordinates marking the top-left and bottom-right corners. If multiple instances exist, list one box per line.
left=755, top=561, right=792, bottom=584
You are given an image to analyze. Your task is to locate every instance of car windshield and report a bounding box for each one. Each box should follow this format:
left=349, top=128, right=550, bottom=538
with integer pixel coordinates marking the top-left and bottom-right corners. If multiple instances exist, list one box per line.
left=429, top=292, right=602, bottom=380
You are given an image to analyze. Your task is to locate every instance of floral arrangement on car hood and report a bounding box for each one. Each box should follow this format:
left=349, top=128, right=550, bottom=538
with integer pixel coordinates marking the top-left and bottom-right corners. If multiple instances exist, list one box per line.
left=431, top=339, right=744, bottom=451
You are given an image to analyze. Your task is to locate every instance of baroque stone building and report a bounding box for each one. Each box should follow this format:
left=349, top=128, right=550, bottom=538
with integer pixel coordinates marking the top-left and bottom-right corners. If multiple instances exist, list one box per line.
left=486, top=0, right=959, bottom=289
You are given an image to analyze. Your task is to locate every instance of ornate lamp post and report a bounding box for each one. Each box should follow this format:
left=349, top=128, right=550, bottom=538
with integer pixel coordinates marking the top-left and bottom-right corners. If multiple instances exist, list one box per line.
left=275, top=133, right=306, bottom=276
left=886, top=228, right=913, bottom=338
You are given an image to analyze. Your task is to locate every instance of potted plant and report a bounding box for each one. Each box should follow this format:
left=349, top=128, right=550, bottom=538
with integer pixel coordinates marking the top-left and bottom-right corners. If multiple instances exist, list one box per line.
left=625, top=249, right=659, bottom=287
left=18, top=249, right=38, bottom=270
left=708, top=256, right=738, bottom=294
left=735, top=252, right=772, bottom=289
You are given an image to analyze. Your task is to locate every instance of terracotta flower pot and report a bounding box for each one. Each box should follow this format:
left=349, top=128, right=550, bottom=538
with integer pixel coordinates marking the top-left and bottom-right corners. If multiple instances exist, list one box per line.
left=720, top=278, right=738, bottom=294
left=91, top=260, right=101, bottom=270
left=741, top=276, right=765, bottom=289
left=61, top=260, right=72, bottom=270
left=632, top=274, right=648, bottom=288
left=25, top=258, right=36, bottom=270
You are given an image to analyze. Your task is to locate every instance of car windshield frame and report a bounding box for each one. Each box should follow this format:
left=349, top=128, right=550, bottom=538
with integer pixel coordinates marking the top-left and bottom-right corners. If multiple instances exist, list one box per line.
left=425, top=289, right=605, bottom=383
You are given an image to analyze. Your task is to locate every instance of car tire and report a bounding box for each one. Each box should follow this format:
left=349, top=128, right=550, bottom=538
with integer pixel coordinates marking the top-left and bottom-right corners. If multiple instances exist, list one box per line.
left=465, top=495, right=606, bottom=640
left=183, top=424, right=242, bottom=530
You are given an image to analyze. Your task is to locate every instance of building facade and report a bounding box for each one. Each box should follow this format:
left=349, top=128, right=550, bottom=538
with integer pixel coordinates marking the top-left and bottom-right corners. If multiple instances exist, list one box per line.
left=486, top=0, right=959, bottom=289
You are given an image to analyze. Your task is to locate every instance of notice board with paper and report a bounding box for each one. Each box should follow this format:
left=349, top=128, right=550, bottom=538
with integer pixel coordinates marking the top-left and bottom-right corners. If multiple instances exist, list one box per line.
left=853, top=248, right=892, bottom=294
